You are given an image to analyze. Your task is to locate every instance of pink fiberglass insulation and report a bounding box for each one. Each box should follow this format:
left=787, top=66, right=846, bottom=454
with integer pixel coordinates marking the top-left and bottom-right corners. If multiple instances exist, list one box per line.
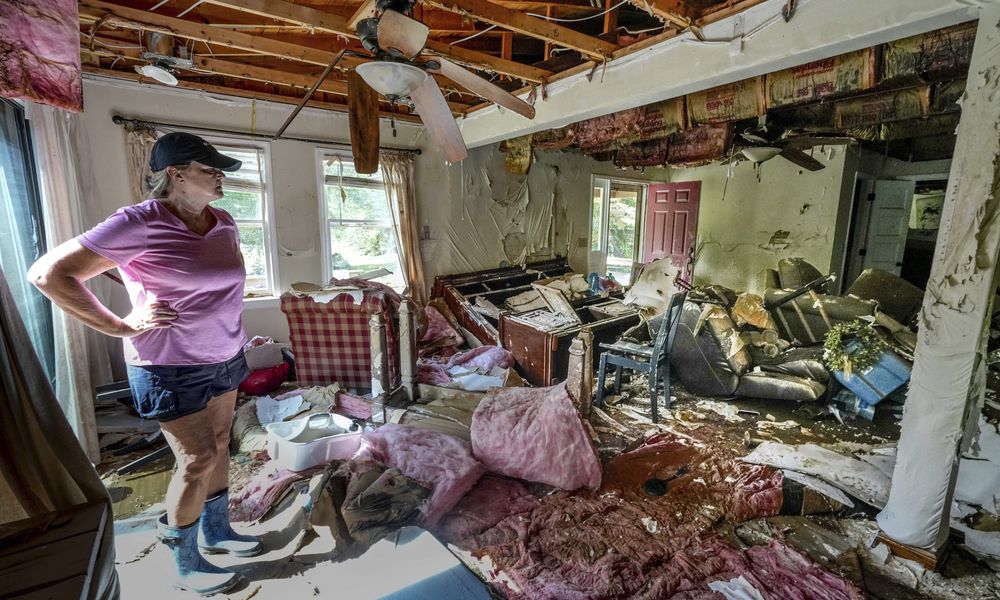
left=446, top=346, right=515, bottom=371
left=354, top=424, right=485, bottom=526
left=230, top=462, right=317, bottom=522
left=448, top=427, right=834, bottom=599
left=420, top=304, right=464, bottom=348
left=472, top=383, right=601, bottom=491
left=417, top=362, right=453, bottom=385
left=434, top=475, right=539, bottom=542
left=0, top=0, right=82, bottom=111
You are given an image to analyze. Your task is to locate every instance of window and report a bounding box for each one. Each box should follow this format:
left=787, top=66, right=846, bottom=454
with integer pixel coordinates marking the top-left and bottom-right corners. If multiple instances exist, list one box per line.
left=0, top=100, right=55, bottom=381
left=590, top=176, right=645, bottom=285
left=207, top=140, right=278, bottom=296
left=318, top=152, right=404, bottom=290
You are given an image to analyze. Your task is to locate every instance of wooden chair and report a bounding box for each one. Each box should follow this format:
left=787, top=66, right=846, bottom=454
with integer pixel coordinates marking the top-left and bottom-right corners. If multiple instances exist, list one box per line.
left=594, top=291, right=687, bottom=423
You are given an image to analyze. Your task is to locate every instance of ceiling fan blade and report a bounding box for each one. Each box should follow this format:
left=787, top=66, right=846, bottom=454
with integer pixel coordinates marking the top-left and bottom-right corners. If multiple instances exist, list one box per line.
left=779, top=146, right=826, bottom=171
left=409, top=77, right=467, bottom=163
left=378, top=9, right=428, bottom=59
left=348, top=70, right=380, bottom=174
left=784, top=136, right=857, bottom=149
left=426, top=57, right=534, bottom=119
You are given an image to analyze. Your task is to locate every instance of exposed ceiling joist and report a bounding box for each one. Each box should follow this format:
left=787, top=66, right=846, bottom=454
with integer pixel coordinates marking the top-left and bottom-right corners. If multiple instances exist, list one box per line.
left=627, top=0, right=695, bottom=29
left=78, top=0, right=361, bottom=68
left=204, top=0, right=551, bottom=82
left=423, top=39, right=551, bottom=82
left=420, top=0, right=619, bottom=60
left=82, top=65, right=423, bottom=122
left=347, top=0, right=378, bottom=30
left=84, top=35, right=473, bottom=114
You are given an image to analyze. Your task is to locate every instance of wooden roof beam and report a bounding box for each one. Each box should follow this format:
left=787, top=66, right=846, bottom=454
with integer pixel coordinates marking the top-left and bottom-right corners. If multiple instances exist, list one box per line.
left=420, top=0, right=618, bottom=60
left=79, top=0, right=361, bottom=68
left=347, top=0, right=378, bottom=31
left=626, top=0, right=697, bottom=32
left=203, top=0, right=552, bottom=82
left=82, top=65, right=424, bottom=122
left=81, top=36, right=472, bottom=114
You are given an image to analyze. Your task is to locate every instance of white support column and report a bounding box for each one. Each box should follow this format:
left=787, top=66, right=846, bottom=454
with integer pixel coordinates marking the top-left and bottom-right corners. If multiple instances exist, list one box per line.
left=877, top=5, right=1000, bottom=550
left=398, top=300, right=418, bottom=402
left=369, top=312, right=390, bottom=397
left=566, top=327, right=594, bottom=417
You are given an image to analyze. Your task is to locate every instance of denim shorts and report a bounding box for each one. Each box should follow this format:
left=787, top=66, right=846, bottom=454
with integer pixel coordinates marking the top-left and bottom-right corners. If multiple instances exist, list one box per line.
left=127, top=351, right=250, bottom=422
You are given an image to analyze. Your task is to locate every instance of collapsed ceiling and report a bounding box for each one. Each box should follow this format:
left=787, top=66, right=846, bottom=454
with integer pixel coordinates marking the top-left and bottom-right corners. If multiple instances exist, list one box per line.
left=529, top=21, right=973, bottom=168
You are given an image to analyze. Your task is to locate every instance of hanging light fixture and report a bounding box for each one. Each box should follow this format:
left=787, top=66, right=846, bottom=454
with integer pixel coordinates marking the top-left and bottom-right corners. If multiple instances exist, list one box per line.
left=356, top=61, right=427, bottom=98
left=741, top=146, right=782, bottom=163
left=134, top=63, right=178, bottom=86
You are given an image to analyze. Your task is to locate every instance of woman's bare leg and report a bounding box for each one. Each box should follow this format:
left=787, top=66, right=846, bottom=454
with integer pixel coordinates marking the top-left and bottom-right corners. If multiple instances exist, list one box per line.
left=159, top=411, right=220, bottom=526
left=204, top=390, right=238, bottom=496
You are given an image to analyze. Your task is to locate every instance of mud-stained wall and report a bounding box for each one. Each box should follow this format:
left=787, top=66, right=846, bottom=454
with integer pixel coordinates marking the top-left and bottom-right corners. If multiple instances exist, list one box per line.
left=670, top=148, right=852, bottom=293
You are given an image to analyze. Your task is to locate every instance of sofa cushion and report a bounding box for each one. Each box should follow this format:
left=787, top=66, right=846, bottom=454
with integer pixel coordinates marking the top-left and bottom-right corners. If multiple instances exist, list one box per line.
left=736, top=371, right=826, bottom=402
left=671, top=302, right=749, bottom=396
left=846, top=268, right=924, bottom=324
left=777, top=258, right=824, bottom=289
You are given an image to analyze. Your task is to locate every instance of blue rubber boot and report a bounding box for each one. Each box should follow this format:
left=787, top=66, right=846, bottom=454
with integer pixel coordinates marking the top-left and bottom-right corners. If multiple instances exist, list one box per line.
left=157, top=514, right=239, bottom=596
left=199, top=489, right=263, bottom=557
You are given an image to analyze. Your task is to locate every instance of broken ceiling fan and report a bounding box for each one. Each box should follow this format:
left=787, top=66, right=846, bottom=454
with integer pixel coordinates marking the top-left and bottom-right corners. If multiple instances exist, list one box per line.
left=277, top=0, right=536, bottom=173
left=724, top=116, right=850, bottom=173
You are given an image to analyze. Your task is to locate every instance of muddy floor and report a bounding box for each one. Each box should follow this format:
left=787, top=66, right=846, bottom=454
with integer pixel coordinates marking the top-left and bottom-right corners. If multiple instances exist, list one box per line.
left=103, top=378, right=1000, bottom=599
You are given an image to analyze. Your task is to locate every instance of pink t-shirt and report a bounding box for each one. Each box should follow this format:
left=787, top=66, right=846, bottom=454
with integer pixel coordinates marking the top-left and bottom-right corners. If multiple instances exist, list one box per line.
left=78, top=199, right=247, bottom=366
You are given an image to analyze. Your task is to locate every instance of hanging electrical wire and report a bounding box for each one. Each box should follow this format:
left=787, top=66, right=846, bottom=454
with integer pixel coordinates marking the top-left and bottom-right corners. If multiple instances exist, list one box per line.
left=527, top=0, right=630, bottom=22
left=452, top=25, right=499, bottom=45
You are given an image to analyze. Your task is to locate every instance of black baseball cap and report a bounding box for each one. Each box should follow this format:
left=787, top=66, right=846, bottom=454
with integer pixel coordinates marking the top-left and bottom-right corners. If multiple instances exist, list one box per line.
left=149, top=132, right=242, bottom=172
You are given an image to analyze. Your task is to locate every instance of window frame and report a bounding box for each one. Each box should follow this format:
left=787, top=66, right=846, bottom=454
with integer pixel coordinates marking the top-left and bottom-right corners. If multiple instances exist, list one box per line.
left=589, top=175, right=648, bottom=280
left=198, top=134, right=280, bottom=297
left=316, top=149, right=399, bottom=285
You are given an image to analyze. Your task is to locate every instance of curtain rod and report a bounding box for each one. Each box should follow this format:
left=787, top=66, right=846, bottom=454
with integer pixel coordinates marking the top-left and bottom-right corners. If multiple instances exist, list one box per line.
left=110, top=115, right=422, bottom=155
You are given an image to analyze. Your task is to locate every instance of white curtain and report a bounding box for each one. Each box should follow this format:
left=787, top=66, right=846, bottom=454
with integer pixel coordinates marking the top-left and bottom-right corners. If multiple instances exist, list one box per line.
left=26, top=103, right=113, bottom=463
left=123, top=122, right=157, bottom=203
left=380, top=150, right=427, bottom=304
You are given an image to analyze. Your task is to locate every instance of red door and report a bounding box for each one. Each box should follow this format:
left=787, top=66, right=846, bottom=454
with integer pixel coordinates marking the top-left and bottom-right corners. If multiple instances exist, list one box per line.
left=643, top=182, right=701, bottom=283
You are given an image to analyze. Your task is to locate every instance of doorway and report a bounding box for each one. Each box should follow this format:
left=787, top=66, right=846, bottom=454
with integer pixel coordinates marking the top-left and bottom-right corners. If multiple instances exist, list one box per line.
left=590, top=177, right=645, bottom=284
left=844, top=177, right=947, bottom=290
left=643, top=181, right=701, bottom=284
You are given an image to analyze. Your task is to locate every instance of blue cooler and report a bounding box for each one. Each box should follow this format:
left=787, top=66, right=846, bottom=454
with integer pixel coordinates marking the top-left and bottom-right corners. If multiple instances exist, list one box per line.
left=833, top=343, right=911, bottom=406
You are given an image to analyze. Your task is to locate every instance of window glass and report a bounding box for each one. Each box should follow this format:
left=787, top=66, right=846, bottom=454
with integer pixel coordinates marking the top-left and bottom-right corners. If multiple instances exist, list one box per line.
left=324, top=184, right=390, bottom=222
left=208, top=142, right=274, bottom=294
left=324, top=159, right=382, bottom=180
left=607, top=185, right=641, bottom=284
left=320, top=152, right=404, bottom=291
left=590, top=185, right=604, bottom=252
left=0, top=100, right=54, bottom=380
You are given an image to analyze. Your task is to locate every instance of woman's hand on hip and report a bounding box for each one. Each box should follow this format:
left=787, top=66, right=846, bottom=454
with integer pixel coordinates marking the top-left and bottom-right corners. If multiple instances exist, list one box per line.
left=119, top=301, right=177, bottom=337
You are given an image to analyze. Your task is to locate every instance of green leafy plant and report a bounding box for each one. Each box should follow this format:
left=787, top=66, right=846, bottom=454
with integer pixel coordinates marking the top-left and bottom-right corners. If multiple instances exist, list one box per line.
left=823, top=320, right=886, bottom=377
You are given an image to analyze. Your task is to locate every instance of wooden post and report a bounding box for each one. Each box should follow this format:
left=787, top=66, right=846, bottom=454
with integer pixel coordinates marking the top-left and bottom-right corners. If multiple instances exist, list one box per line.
left=602, top=0, right=618, bottom=41
left=877, top=5, right=1000, bottom=559
left=399, top=300, right=418, bottom=402
left=566, top=327, right=594, bottom=417
left=369, top=312, right=390, bottom=398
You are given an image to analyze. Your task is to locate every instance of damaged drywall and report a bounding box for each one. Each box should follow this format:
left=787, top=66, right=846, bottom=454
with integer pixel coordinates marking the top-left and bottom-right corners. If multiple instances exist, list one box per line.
left=878, top=5, right=1000, bottom=550
left=669, top=147, right=852, bottom=293
left=418, top=145, right=573, bottom=275
left=417, top=145, right=674, bottom=278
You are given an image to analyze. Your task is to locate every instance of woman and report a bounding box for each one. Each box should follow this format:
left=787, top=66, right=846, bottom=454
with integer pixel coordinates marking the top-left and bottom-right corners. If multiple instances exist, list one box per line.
left=28, top=132, right=260, bottom=596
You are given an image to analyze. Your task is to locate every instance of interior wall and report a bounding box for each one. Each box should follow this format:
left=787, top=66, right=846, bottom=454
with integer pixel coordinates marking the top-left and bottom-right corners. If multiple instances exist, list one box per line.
left=669, top=148, right=852, bottom=294
left=420, top=145, right=671, bottom=279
